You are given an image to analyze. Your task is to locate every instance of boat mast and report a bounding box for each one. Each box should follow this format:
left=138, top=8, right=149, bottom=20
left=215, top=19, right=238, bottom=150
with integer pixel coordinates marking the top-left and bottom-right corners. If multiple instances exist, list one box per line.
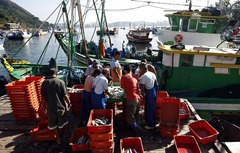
left=76, top=0, right=88, bottom=54
left=69, top=0, right=75, bottom=67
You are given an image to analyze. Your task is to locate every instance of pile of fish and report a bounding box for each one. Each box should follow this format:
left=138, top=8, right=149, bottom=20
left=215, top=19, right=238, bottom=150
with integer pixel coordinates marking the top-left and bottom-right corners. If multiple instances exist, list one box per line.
left=71, top=88, right=83, bottom=93
left=122, top=148, right=138, bottom=153
left=75, top=135, right=89, bottom=144
left=92, top=117, right=110, bottom=126
left=108, top=87, right=125, bottom=99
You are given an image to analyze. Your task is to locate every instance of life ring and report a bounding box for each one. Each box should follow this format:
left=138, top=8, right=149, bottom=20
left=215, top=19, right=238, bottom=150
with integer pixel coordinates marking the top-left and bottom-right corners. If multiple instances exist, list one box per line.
left=175, top=34, right=183, bottom=43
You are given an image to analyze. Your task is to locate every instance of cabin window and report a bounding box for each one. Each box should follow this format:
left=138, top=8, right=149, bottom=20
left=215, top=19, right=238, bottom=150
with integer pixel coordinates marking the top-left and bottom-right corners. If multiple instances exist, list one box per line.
left=215, top=68, right=230, bottom=74
left=198, top=19, right=215, bottom=33
left=188, top=19, right=198, bottom=31
left=180, top=18, right=189, bottom=32
left=180, top=54, right=193, bottom=67
left=170, top=17, right=180, bottom=31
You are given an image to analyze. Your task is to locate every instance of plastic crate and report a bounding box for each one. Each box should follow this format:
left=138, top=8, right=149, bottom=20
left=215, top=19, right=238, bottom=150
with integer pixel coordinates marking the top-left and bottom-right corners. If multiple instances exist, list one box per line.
left=174, top=135, right=201, bottom=153
left=156, top=91, right=169, bottom=105
left=30, top=121, right=56, bottom=141
left=89, top=129, right=113, bottom=141
left=69, top=85, right=84, bottom=99
left=160, top=97, right=180, bottom=128
left=160, top=127, right=178, bottom=137
left=87, top=109, right=113, bottom=134
left=179, top=101, right=190, bottom=120
left=90, top=140, right=113, bottom=149
left=189, top=120, right=219, bottom=144
left=70, top=127, right=89, bottom=152
left=120, top=137, right=144, bottom=153
left=91, top=143, right=114, bottom=153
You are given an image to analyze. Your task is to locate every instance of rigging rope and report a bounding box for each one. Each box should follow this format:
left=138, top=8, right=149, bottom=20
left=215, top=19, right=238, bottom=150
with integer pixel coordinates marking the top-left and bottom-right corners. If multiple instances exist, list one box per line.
left=12, top=1, right=64, bottom=59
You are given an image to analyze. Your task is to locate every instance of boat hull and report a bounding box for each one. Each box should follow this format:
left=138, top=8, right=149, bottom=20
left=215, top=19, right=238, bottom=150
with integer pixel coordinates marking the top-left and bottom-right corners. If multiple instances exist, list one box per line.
left=126, top=34, right=152, bottom=43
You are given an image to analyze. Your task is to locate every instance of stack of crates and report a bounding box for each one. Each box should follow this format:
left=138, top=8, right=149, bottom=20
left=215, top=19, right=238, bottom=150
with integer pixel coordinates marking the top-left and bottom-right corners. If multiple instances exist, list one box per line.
left=21, top=76, right=45, bottom=104
left=159, top=97, right=180, bottom=137
left=6, top=81, right=39, bottom=120
left=69, top=85, right=84, bottom=115
left=87, top=109, right=114, bottom=153
left=120, top=137, right=144, bottom=153
left=155, top=91, right=169, bottom=122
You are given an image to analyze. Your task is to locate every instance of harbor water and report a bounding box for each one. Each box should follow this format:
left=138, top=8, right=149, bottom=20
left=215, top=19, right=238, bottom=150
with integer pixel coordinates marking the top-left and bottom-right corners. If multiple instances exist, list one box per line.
left=0, top=28, right=159, bottom=80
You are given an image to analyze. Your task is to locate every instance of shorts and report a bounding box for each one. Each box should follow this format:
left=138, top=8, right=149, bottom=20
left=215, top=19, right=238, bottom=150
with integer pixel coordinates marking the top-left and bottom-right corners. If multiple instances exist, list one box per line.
left=48, top=110, right=69, bottom=130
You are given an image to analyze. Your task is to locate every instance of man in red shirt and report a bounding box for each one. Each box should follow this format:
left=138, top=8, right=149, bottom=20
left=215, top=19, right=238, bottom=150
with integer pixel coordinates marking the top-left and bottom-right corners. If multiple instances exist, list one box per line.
left=121, top=65, right=141, bottom=132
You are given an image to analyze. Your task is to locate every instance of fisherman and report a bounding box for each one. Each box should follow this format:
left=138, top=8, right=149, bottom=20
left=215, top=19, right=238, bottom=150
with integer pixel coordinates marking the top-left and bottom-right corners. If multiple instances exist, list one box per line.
left=131, top=45, right=136, bottom=58
left=146, top=46, right=152, bottom=56
left=41, top=68, right=71, bottom=144
left=84, top=60, right=103, bottom=77
left=80, top=69, right=101, bottom=126
left=91, top=68, right=112, bottom=109
left=110, top=51, right=122, bottom=82
left=121, top=65, right=141, bottom=133
left=134, top=63, right=140, bottom=79
left=141, top=59, right=157, bottom=76
left=86, top=55, right=93, bottom=66
left=139, top=63, right=158, bottom=130
left=122, top=40, right=126, bottom=52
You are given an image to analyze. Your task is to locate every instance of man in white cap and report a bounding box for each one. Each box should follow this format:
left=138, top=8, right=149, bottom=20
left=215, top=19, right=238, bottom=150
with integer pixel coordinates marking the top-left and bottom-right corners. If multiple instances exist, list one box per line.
left=91, top=68, right=112, bottom=109
left=84, top=60, right=103, bottom=76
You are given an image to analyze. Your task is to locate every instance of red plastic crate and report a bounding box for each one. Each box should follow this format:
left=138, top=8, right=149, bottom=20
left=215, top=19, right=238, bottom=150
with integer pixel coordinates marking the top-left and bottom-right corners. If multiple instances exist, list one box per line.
left=91, top=143, right=114, bottom=153
left=120, top=137, right=144, bottom=153
left=69, top=85, right=84, bottom=99
left=89, top=128, right=113, bottom=141
left=179, top=101, right=190, bottom=120
left=189, top=120, right=219, bottom=144
left=87, top=109, right=113, bottom=134
left=160, top=127, right=179, bottom=137
left=70, top=127, right=89, bottom=152
left=69, top=85, right=84, bottom=114
left=30, top=121, right=56, bottom=141
left=156, top=91, right=169, bottom=105
left=90, top=140, right=113, bottom=149
left=160, top=97, right=180, bottom=128
left=174, top=135, right=201, bottom=153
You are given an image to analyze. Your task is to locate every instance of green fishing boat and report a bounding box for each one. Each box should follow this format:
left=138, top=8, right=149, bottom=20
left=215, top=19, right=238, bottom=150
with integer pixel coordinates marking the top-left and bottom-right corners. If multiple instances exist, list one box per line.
left=156, top=0, right=240, bottom=119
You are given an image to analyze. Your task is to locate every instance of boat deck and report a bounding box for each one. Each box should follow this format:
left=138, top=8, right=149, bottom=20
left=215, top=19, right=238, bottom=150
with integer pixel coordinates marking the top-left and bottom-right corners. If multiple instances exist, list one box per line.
left=0, top=94, right=230, bottom=153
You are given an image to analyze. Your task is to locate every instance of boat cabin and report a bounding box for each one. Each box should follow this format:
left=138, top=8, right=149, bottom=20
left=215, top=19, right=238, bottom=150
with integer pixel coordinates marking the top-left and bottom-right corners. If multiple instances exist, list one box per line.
left=166, top=11, right=226, bottom=34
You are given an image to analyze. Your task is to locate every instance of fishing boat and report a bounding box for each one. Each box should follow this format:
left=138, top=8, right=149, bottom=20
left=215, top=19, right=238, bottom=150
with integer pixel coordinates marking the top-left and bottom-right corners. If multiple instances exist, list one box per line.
left=54, top=0, right=140, bottom=66
left=32, top=29, right=48, bottom=36
left=126, top=29, right=152, bottom=43
left=157, top=1, right=234, bottom=47
left=96, top=28, right=119, bottom=35
left=6, top=30, right=31, bottom=40
left=156, top=0, right=240, bottom=119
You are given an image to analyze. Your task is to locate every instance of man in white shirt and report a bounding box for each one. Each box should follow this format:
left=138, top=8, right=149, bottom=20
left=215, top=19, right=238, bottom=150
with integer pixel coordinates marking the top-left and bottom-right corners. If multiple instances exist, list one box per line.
left=84, top=60, right=103, bottom=76
left=139, top=63, right=158, bottom=130
left=91, top=68, right=112, bottom=109
left=110, top=51, right=122, bottom=82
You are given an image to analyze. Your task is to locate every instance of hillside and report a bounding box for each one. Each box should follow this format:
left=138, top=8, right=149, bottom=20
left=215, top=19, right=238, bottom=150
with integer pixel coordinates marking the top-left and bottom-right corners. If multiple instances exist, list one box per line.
left=0, top=0, right=49, bottom=29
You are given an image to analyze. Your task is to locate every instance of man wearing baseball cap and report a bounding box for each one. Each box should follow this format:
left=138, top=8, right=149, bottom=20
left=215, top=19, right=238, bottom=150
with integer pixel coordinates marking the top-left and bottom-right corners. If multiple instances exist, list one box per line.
left=84, top=60, right=103, bottom=76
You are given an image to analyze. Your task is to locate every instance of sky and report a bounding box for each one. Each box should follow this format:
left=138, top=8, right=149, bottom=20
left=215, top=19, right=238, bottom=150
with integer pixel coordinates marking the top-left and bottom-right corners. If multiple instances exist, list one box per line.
left=11, top=0, right=221, bottom=24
